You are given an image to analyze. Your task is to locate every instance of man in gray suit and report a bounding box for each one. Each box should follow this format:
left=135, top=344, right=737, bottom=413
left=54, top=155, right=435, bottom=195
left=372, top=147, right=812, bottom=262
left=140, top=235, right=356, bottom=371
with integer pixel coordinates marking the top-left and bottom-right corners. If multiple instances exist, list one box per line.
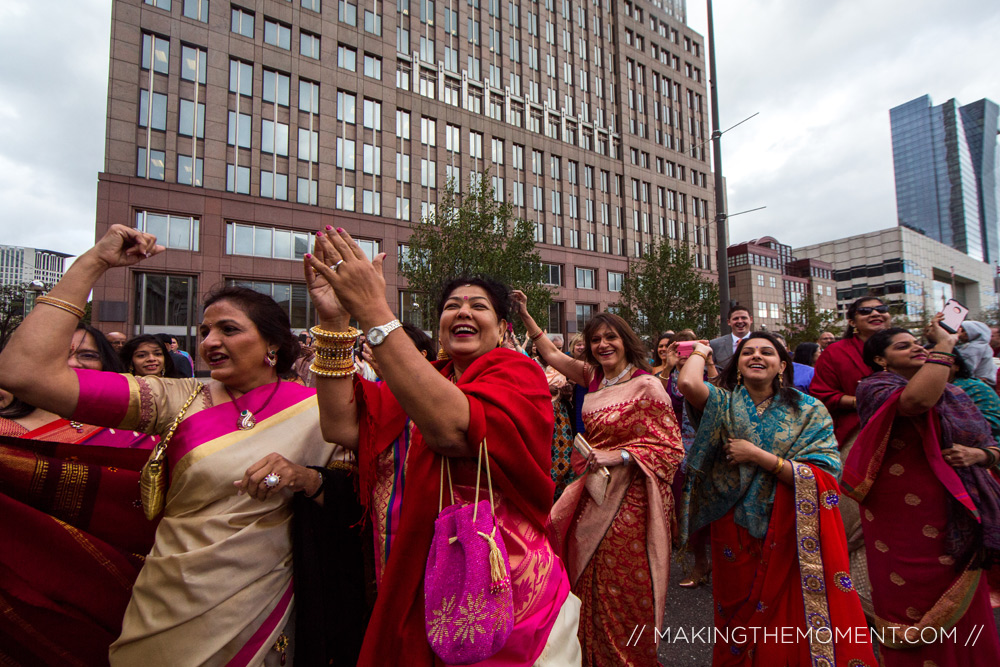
left=709, top=305, right=754, bottom=373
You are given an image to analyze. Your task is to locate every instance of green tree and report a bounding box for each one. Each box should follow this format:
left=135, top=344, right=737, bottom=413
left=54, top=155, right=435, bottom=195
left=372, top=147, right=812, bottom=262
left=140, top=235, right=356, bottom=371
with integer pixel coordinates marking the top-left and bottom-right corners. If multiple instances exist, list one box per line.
left=778, top=294, right=840, bottom=350
left=0, top=284, right=27, bottom=351
left=398, top=172, right=552, bottom=333
left=614, top=241, right=719, bottom=342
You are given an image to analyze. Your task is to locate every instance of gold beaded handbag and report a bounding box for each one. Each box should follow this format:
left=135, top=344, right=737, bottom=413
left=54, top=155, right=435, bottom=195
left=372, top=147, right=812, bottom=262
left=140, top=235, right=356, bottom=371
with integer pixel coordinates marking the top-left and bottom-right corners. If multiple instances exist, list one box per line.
left=139, top=383, right=203, bottom=520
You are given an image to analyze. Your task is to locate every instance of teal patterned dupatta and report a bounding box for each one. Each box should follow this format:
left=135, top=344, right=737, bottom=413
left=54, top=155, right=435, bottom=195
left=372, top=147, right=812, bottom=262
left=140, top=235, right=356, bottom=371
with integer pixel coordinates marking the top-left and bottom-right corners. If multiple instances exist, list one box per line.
left=680, top=384, right=841, bottom=543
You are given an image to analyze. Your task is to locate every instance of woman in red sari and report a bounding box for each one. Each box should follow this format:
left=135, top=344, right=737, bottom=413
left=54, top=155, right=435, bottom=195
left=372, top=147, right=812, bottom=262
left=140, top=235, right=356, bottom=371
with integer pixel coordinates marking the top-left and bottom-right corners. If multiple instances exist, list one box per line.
left=304, top=228, right=577, bottom=666
left=845, top=322, right=1000, bottom=666
left=809, top=295, right=892, bottom=610
left=678, top=333, right=875, bottom=666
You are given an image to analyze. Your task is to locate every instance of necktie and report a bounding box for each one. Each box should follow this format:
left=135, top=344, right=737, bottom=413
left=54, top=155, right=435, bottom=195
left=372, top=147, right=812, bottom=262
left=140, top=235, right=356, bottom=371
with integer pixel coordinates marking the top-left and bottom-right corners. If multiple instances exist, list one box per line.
left=733, top=337, right=739, bottom=353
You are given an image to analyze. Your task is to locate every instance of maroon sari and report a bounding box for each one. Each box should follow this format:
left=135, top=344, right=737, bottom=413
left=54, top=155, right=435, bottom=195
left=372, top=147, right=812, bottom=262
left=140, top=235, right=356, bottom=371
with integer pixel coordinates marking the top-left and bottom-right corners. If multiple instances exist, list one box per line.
left=845, top=373, right=1000, bottom=665
left=0, top=435, right=157, bottom=666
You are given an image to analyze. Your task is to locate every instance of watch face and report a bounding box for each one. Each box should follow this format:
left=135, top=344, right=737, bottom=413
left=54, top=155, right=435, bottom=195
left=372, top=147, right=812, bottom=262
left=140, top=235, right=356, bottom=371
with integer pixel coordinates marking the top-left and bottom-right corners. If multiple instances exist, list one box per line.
left=368, top=328, right=385, bottom=345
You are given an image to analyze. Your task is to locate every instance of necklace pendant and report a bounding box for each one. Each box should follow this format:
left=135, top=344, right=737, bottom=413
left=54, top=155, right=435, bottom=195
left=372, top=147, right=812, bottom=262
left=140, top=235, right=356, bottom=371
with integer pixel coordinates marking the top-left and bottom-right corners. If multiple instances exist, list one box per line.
left=238, top=409, right=256, bottom=430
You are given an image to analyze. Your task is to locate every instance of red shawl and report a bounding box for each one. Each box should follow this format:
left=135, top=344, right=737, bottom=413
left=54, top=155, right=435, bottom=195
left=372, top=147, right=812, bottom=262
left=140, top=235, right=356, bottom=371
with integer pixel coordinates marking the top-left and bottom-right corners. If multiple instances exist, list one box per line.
left=810, top=337, right=871, bottom=446
left=354, top=347, right=555, bottom=666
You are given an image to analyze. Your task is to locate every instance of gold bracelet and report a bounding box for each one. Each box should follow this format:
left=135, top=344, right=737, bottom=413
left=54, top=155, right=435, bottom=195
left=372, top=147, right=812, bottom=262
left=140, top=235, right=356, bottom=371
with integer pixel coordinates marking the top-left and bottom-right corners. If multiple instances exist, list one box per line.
left=309, top=362, right=357, bottom=378
left=311, top=325, right=361, bottom=342
left=771, top=456, right=785, bottom=475
left=35, top=295, right=86, bottom=319
left=529, top=330, right=545, bottom=341
left=690, top=350, right=708, bottom=361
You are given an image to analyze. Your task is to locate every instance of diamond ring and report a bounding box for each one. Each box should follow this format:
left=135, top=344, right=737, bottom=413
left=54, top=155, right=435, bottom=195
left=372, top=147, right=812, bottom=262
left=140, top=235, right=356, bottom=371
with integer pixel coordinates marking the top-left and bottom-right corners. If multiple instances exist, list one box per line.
left=263, top=473, right=281, bottom=489
left=330, top=260, right=344, bottom=272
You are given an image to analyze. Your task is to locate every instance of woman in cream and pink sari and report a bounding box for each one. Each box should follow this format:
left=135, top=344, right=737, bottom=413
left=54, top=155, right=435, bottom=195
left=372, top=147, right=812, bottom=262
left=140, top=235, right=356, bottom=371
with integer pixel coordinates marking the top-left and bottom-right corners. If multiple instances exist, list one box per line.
left=0, top=224, right=340, bottom=666
left=515, top=297, right=684, bottom=666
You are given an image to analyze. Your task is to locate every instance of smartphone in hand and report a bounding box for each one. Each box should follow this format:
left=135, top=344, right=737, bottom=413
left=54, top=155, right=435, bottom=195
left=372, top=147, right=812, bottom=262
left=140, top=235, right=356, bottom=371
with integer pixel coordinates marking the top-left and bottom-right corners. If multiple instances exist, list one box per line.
left=939, top=298, right=969, bottom=334
left=676, top=341, right=696, bottom=360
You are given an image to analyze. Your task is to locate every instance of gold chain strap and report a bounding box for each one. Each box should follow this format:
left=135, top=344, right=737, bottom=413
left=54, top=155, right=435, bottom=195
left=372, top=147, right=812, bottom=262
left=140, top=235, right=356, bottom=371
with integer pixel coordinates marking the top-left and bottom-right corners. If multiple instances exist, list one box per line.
left=148, top=382, right=204, bottom=464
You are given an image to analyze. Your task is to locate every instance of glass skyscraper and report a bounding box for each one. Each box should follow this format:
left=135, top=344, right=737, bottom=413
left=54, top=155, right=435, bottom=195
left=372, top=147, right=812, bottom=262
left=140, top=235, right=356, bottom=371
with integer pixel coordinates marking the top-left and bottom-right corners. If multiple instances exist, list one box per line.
left=890, top=94, right=999, bottom=264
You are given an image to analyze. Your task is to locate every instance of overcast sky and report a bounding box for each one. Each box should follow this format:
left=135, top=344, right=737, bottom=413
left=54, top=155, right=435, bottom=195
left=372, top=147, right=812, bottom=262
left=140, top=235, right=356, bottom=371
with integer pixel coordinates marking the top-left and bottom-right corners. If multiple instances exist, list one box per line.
left=0, top=0, right=998, bottom=259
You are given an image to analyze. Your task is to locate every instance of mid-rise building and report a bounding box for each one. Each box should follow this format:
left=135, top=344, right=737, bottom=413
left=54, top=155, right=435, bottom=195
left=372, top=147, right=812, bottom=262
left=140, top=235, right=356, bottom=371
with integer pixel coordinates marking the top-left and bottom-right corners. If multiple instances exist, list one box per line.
left=725, top=236, right=836, bottom=332
left=0, top=245, right=71, bottom=288
left=90, top=0, right=716, bottom=361
left=795, top=226, right=997, bottom=320
left=889, top=94, right=1000, bottom=264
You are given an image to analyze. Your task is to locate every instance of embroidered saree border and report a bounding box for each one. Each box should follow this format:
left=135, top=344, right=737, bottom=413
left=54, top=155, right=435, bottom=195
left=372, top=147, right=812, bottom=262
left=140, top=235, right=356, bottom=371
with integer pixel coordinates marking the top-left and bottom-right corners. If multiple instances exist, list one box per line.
left=0, top=591, right=89, bottom=667
left=792, top=462, right=836, bottom=666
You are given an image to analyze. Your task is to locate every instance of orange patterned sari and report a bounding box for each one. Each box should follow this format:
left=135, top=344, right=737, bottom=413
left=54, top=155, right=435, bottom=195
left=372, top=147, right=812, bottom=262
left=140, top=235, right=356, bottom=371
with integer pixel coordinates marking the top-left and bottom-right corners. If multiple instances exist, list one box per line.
left=551, top=371, right=683, bottom=665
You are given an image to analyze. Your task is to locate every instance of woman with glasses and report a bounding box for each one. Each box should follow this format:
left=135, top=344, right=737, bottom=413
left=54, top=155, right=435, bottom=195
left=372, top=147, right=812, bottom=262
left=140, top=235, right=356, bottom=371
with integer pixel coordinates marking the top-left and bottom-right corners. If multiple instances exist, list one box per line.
left=809, top=295, right=892, bottom=615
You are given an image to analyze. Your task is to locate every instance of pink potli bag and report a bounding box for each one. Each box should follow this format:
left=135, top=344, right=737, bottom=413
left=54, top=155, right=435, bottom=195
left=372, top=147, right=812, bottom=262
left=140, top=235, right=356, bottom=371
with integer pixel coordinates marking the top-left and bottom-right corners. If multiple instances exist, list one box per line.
left=425, top=439, right=514, bottom=664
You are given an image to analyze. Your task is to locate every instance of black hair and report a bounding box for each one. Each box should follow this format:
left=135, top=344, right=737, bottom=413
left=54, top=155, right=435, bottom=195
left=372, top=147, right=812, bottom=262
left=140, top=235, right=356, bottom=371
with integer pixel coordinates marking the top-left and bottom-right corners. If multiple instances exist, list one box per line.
left=718, top=331, right=800, bottom=415
left=728, top=304, right=751, bottom=320
left=581, top=312, right=652, bottom=374
left=861, top=327, right=910, bottom=372
left=951, top=348, right=973, bottom=379
left=120, top=334, right=181, bottom=378
left=435, top=276, right=512, bottom=324
left=843, top=295, right=884, bottom=339
left=793, top=342, right=820, bottom=367
left=402, top=322, right=436, bottom=359
left=203, top=286, right=301, bottom=374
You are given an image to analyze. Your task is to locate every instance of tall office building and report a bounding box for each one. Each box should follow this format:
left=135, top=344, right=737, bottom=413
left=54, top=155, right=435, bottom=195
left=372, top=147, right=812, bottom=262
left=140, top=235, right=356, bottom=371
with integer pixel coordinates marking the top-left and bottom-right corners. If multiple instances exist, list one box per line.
left=91, top=0, right=714, bottom=360
left=889, top=94, right=1000, bottom=265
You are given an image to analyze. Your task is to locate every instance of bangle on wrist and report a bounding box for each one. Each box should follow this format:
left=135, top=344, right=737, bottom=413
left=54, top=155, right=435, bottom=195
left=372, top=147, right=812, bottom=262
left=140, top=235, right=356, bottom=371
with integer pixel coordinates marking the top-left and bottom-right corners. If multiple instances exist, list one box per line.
left=529, top=330, right=545, bottom=341
left=771, top=456, right=785, bottom=475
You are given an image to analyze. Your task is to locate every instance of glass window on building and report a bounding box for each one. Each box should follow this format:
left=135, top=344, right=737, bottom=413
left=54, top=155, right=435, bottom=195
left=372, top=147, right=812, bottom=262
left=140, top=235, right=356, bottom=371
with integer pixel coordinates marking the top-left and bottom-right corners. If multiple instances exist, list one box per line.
left=542, top=263, right=562, bottom=286
left=548, top=301, right=564, bottom=335
left=758, top=301, right=767, bottom=319
left=183, top=0, right=209, bottom=22
left=227, top=279, right=312, bottom=329
left=576, top=303, right=595, bottom=332
left=576, top=267, right=595, bottom=289
left=226, top=223, right=312, bottom=260
left=399, top=290, right=434, bottom=332
left=608, top=271, right=624, bottom=292
left=136, top=211, right=200, bottom=251
left=134, top=273, right=199, bottom=344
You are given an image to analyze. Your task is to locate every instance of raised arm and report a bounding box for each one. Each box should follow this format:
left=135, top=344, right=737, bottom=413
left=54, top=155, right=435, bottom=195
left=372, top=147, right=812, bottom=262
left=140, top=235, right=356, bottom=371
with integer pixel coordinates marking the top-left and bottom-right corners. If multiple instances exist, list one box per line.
left=510, top=289, right=589, bottom=386
left=676, top=341, right=714, bottom=411
left=897, top=314, right=958, bottom=416
left=310, top=228, right=475, bottom=457
left=0, top=225, right=162, bottom=416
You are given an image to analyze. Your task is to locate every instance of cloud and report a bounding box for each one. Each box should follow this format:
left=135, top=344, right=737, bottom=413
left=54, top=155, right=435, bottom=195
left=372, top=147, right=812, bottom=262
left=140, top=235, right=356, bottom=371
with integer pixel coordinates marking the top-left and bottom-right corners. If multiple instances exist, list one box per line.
left=688, top=0, right=1000, bottom=251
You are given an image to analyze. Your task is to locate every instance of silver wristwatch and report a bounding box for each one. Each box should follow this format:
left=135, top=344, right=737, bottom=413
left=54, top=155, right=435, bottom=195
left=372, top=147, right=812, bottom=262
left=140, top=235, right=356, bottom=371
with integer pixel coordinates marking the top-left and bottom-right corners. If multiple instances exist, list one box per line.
left=367, top=319, right=402, bottom=346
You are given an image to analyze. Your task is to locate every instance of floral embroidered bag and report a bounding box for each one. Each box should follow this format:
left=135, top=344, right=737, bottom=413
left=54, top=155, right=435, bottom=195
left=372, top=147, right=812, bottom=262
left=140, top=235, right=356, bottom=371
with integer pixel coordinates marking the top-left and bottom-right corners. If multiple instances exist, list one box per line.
left=424, top=438, right=513, bottom=664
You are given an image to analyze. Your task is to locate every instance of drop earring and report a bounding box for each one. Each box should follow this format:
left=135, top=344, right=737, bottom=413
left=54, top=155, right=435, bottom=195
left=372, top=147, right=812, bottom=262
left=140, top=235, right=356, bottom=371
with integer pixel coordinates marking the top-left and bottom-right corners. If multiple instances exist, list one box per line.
left=266, top=350, right=277, bottom=367
left=737, top=370, right=743, bottom=385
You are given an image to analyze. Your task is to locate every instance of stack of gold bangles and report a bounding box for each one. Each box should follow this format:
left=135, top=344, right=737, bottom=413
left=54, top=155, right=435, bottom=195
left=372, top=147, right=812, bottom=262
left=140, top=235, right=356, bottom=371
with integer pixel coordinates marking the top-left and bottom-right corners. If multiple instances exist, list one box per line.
left=309, top=325, right=361, bottom=378
left=35, top=295, right=86, bottom=319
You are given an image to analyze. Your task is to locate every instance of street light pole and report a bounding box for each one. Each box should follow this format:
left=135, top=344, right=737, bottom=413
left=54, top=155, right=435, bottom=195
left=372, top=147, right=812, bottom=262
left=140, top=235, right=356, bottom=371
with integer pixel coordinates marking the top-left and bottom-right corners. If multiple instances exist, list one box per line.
left=707, top=0, right=730, bottom=335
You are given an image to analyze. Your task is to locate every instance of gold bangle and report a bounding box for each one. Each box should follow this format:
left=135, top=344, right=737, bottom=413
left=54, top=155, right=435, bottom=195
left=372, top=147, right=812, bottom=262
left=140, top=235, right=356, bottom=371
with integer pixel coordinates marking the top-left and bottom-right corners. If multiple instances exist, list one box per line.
left=35, top=295, right=86, bottom=319
left=690, top=350, right=708, bottom=361
left=771, top=456, right=785, bottom=475
left=309, top=362, right=356, bottom=378
left=529, top=330, right=545, bottom=341
left=311, top=325, right=361, bottom=342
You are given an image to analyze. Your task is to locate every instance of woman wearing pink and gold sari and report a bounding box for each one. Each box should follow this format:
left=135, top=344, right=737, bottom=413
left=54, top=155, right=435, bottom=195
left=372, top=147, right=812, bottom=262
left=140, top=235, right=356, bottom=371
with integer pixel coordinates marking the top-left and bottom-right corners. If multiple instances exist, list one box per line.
left=516, top=299, right=684, bottom=666
left=0, top=225, right=336, bottom=666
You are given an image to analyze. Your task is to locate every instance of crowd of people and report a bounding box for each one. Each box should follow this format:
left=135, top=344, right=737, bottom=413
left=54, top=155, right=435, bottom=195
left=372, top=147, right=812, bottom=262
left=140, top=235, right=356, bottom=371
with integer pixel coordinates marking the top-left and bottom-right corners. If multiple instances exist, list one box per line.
left=1, top=223, right=999, bottom=666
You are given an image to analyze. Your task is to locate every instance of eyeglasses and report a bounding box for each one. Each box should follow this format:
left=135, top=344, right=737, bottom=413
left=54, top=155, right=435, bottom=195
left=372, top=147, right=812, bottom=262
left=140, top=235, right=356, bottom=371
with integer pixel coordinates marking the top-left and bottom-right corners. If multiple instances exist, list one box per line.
left=855, top=305, right=889, bottom=315
left=71, top=351, right=102, bottom=363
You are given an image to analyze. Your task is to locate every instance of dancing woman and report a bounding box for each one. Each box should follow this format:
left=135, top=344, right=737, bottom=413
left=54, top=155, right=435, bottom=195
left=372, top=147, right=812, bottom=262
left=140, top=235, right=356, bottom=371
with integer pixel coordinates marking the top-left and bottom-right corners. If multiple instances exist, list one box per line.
left=515, top=293, right=683, bottom=665
left=677, top=333, right=875, bottom=665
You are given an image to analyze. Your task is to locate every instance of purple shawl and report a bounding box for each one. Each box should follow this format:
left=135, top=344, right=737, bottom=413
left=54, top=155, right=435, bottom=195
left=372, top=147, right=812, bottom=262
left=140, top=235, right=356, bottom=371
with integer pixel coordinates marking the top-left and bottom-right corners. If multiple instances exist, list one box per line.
left=856, top=371, right=1000, bottom=569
